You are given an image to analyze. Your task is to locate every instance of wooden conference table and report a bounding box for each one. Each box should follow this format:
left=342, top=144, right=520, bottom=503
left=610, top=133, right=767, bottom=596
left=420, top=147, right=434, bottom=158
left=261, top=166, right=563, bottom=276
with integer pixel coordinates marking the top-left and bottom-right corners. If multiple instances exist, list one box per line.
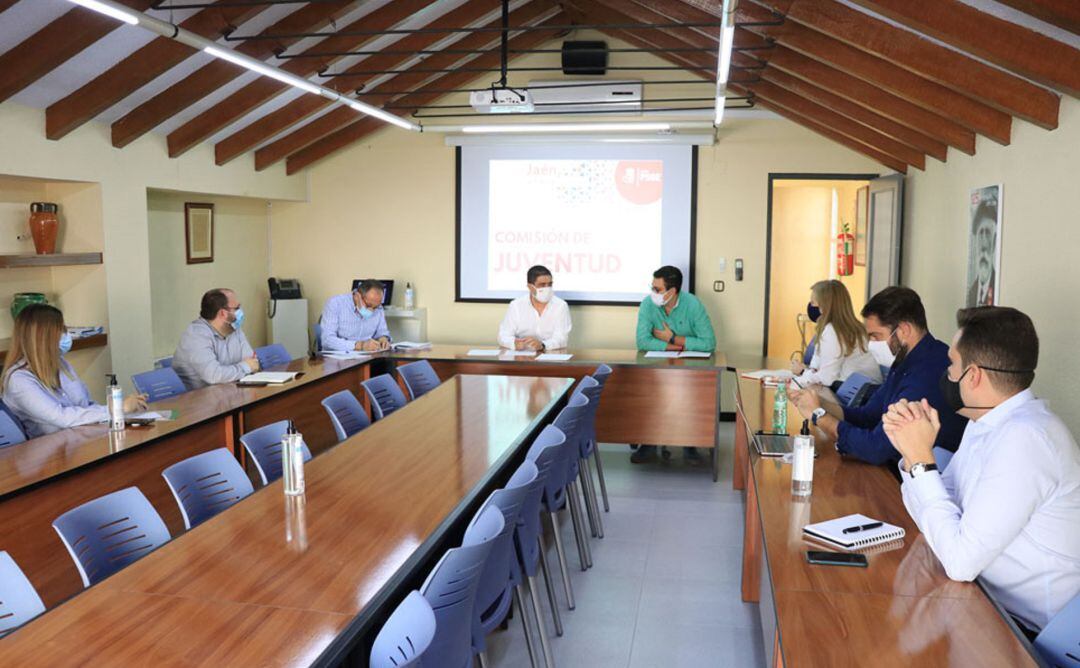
left=0, top=374, right=573, bottom=666
left=733, top=367, right=1041, bottom=667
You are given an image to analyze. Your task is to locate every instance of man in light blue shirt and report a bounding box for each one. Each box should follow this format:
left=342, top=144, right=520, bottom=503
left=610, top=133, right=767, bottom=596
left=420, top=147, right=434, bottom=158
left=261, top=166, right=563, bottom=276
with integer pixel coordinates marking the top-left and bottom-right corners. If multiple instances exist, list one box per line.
left=173, top=288, right=259, bottom=390
left=320, top=279, right=391, bottom=352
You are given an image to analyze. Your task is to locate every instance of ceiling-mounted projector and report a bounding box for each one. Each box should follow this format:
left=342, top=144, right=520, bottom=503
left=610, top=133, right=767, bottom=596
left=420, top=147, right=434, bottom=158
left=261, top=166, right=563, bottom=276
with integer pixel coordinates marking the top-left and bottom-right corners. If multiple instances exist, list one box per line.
left=470, top=88, right=535, bottom=114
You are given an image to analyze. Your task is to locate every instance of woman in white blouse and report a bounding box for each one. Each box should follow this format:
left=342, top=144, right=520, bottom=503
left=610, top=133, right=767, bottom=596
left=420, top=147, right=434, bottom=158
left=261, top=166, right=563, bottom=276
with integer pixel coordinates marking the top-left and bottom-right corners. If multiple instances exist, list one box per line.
left=792, top=280, right=882, bottom=388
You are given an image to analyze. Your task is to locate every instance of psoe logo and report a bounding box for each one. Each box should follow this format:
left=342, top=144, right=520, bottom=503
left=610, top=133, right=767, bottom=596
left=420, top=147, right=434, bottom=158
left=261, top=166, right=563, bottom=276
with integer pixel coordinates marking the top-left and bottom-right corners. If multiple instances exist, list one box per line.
left=614, top=161, right=663, bottom=205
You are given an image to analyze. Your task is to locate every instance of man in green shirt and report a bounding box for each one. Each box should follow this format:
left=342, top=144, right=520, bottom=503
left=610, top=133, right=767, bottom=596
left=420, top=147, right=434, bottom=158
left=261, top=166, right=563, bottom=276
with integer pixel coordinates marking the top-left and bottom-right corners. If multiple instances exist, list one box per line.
left=632, top=265, right=717, bottom=463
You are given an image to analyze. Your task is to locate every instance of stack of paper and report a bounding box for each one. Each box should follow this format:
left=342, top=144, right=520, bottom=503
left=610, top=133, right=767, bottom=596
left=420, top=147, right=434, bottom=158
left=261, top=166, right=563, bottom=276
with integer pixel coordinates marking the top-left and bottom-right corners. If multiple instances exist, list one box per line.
left=322, top=350, right=371, bottom=360
left=499, top=350, right=538, bottom=357
left=392, top=341, right=432, bottom=350
left=741, top=369, right=794, bottom=380
left=239, top=372, right=299, bottom=385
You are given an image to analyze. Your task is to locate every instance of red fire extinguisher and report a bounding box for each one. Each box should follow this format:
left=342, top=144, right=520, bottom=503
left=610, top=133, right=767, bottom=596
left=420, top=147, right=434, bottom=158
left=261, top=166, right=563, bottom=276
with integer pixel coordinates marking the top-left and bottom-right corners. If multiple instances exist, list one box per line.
left=837, top=225, right=854, bottom=277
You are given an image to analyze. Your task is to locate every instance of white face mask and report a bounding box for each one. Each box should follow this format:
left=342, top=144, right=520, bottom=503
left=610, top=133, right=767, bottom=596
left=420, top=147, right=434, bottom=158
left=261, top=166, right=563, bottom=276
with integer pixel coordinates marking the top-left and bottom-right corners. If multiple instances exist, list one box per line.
left=650, top=290, right=670, bottom=307
left=533, top=287, right=553, bottom=304
left=868, top=339, right=896, bottom=368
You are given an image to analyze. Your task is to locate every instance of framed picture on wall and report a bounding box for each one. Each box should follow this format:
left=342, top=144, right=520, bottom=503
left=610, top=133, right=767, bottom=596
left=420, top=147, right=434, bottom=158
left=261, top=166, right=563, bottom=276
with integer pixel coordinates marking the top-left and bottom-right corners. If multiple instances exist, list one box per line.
left=185, top=202, right=214, bottom=264
left=966, top=185, right=1002, bottom=307
left=854, top=185, right=869, bottom=266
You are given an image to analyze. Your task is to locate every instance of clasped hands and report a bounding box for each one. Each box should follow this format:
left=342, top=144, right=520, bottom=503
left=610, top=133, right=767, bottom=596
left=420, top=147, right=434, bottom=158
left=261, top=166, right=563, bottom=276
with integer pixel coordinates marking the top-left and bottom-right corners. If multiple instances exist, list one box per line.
left=514, top=337, right=544, bottom=351
left=882, top=398, right=940, bottom=469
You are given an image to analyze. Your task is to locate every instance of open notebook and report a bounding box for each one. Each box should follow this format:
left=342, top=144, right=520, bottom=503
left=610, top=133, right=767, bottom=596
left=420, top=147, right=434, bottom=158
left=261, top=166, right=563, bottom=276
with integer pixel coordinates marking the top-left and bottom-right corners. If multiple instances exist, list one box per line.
left=802, top=513, right=905, bottom=551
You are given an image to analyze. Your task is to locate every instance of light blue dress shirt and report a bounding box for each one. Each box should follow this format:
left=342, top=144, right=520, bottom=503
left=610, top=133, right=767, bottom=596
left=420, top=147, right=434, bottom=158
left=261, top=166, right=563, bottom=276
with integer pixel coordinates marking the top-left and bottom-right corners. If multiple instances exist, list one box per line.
left=172, top=319, right=254, bottom=390
left=320, top=293, right=391, bottom=352
left=2, top=359, right=109, bottom=438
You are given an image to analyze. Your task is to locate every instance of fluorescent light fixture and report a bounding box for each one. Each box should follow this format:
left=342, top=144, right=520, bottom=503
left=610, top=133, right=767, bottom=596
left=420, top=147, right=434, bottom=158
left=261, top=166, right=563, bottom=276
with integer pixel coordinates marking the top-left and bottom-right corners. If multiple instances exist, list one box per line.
left=718, top=25, right=735, bottom=85
left=714, top=96, right=726, bottom=125
left=204, top=46, right=321, bottom=96
left=461, top=122, right=672, bottom=134
left=67, top=0, right=139, bottom=24
left=343, top=99, right=417, bottom=131
left=714, top=0, right=735, bottom=126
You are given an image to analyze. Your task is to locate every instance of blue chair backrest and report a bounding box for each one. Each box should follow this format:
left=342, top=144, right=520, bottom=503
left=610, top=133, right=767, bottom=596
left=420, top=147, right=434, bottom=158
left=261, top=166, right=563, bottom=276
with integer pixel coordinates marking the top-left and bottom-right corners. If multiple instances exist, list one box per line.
left=370, top=590, right=436, bottom=668
left=836, top=372, right=875, bottom=407
left=0, top=551, right=45, bottom=637
left=312, top=322, right=323, bottom=354
left=571, top=375, right=603, bottom=456
left=162, top=448, right=254, bottom=529
left=255, top=344, right=291, bottom=369
left=803, top=336, right=817, bottom=366
left=932, top=446, right=955, bottom=472
left=471, top=460, right=538, bottom=651
left=156, top=356, right=173, bottom=369
left=552, top=393, right=589, bottom=485
left=52, top=487, right=171, bottom=588
left=321, top=390, right=371, bottom=443
left=363, top=374, right=408, bottom=421
left=521, top=425, right=566, bottom=574
left=1035, top=592, right=1080, bottom=667
left=131, top=367, right=187, bottom=403
left=593, top=363, right=613, bottom=387
left=239, top=420, right=313, bottom=485
left=0, top=405, right=27, bottom=449
left=421, top=505, right=504, bottom=668
left=880, top=364, right=891, bottom=381
left=398, top=360, right=441, bottom=401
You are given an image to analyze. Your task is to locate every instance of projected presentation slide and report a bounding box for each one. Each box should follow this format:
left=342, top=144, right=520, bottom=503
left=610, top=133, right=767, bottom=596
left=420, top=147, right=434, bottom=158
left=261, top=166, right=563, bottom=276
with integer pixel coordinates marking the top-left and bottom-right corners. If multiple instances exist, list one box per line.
left=458, top=144, right=695, bottom=304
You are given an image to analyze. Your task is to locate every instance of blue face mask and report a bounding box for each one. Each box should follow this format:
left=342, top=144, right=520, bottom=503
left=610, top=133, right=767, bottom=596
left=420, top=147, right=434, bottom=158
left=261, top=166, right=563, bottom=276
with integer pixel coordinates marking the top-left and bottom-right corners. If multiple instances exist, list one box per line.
left=358, top=307, right=373, bottom=319
left=232, top=308, right=245, bottom=330
left=59, top=332, right=73, bottom=355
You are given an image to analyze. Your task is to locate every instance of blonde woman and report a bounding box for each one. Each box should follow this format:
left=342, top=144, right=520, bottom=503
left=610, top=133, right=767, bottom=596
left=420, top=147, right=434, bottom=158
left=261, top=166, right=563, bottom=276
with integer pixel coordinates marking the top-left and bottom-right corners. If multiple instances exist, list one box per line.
left=2, top=304, right=145, bottom=438
left=792, top=280, right=882, bottom=388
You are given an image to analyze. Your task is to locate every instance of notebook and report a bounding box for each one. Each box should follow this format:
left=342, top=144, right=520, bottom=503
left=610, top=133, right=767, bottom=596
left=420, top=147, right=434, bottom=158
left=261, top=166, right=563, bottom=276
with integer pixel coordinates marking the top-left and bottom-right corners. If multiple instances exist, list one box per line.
left=802, top=513, right=906, bottom=551
left=238, top=372, right=299, bottom=385
left=392, top=341, right=432, bottom=350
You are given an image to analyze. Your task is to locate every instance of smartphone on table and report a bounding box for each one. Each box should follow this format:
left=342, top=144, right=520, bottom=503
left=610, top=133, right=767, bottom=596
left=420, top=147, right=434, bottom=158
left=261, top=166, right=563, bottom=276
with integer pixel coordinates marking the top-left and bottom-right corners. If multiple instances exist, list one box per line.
left=806, top=550, right=868, bottom=567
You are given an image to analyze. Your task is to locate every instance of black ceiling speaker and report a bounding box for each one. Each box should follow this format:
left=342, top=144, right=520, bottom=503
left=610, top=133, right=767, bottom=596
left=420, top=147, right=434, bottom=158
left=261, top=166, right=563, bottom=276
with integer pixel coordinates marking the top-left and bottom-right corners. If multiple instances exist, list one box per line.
left=561, top=41, right=608, bottom=75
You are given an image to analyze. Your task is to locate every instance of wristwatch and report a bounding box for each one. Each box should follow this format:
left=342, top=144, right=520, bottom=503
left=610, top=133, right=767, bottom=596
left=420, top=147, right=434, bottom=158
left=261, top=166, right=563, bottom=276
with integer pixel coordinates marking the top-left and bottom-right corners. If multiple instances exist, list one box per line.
left=811, top=407, right=826, bottom=425
left=909, top=462, right=939, bottom=478
left=668, top=333, right=676, bottom=344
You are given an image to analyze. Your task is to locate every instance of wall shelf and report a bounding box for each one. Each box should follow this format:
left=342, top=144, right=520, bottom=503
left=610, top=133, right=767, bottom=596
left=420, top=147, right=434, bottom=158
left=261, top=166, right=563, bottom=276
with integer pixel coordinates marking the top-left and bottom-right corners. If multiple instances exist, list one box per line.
left=0, top=333, right=107, bottom=360
left=0, top=252, right=103, bottom=268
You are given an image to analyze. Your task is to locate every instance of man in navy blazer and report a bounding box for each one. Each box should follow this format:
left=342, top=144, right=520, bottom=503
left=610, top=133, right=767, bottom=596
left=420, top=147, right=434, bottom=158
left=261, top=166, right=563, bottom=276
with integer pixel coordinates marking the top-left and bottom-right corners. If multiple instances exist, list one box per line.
left=791, top=287, right=966, bottom=466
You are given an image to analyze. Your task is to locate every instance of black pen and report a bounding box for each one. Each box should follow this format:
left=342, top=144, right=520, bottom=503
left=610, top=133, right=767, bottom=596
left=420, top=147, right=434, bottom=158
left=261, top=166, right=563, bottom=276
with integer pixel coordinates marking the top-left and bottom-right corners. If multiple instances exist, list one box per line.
left=842, top=521, right=883, bottom=534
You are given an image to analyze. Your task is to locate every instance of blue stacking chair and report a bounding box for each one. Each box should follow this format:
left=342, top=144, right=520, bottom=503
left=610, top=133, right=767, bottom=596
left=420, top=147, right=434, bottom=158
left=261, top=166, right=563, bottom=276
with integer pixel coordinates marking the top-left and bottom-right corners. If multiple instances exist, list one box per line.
left=398, top=360, right=441, bottom=401
left=255, top=343, right=291, bottom=369
left=1034, top=593, right=1080, bottom=667
left=471, top=461, right=545, bottom=668
left=421, top=505, right=504, bottom=668
left=155, top=356, right=173, bottom=369
left=548, top=393, right=592, bottom=573
left=0, top=407, right=27, bottom=449
left=313, top=322, right=323, bottom=354
left=162, top=448, right=254, bottom=529
left=803, top=336, right=817, bottom=366
left=362, top=373, right=408, bottom=421
left=52, top=487, right=171, bottom=588
left=370, top=590, right=436, bottom=668
left=239, top=421, right=313, bottom=485
left=0, top=551, right=45, bottom=637
left=522, top=425, right=570, bottom=638
left=321, top=390, right=371, bottom=443
left=879, top=364, right=891, bottom=380
left=589, top=364, right=613, bottom=513
left=932, top=446, right=955, bottom=472
left=571, top=376, right=605, bottom=540
left=131, top=367, right=187, bottom=403
left=835, top=372, right=878, bottom=408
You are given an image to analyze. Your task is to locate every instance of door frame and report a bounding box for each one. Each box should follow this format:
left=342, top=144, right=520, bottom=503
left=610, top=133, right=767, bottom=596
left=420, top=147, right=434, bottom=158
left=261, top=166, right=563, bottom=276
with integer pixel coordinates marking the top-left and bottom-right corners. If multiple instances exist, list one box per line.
left=763, top=172, right=880, bottom=358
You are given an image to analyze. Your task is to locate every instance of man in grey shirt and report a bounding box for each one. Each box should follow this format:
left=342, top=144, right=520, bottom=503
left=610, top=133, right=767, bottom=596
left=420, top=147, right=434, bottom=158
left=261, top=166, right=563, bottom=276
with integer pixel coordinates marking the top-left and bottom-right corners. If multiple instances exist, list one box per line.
left=173, top=288, right=260, bottom=390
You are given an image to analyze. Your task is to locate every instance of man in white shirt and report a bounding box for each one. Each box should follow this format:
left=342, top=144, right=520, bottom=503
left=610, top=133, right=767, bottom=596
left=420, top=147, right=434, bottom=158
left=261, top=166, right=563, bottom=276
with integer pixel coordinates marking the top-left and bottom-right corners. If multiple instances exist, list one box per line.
left=497, top=265, right=572, bottom=351
left=882, top=306, right=1080, bottom=634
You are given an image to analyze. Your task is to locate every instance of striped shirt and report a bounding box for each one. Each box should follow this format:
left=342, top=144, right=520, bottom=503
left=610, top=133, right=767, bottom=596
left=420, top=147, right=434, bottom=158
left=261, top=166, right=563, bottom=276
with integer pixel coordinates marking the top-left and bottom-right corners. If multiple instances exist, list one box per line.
left=320, top=293, right=391, bottom=352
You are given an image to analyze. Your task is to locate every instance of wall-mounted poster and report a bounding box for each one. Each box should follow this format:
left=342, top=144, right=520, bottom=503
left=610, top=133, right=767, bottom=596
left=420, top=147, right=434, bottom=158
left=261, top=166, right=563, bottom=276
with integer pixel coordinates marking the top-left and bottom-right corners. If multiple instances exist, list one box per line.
left=185, top=202, right=214, bottom=264
left=966, top=185, right=1002, bottom=307
left=855, top=185, right=869, bottom=266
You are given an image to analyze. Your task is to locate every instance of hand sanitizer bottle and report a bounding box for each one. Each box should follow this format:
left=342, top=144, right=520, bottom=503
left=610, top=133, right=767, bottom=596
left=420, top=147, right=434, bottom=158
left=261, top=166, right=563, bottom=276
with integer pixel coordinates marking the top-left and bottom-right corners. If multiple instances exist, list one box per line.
left=792, top=420, right=815, bottom=496
left=281, top=421, right=305, bottom=496
left=106, top=374, right=124, bottom=432
left=404, top=282, right=415, bottom=310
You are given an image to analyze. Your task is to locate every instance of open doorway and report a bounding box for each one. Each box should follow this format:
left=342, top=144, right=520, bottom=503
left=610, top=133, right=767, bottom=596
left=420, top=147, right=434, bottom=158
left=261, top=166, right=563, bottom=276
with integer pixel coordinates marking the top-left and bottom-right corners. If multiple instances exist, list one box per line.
left=763, top=173, right=879, bottom=360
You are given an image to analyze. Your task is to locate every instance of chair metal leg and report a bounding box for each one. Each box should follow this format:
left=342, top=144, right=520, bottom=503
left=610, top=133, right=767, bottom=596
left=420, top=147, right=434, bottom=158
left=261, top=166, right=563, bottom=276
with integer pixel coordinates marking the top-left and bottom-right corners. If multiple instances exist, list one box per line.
left=478, top=650, right=490, bottom=668
left=578, top=464, right=599, bottom=538
left=537, top=534, right=566, bottom=632
left=526, top=576, right=556, bottom=668
left=514, top=584, right=540, bottom=668
left=547, top=511, right=575, bottom=610
left=583, top=458, right=604, bottom=539
left=567, top=481, right=592, bottom=569
left=592, top=443, right=610, bottom=512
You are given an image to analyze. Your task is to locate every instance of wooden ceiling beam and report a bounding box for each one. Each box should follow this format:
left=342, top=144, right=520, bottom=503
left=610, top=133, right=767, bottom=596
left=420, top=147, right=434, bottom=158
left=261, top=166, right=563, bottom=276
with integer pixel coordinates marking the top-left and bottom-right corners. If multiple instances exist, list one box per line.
left=241, top=1, right=554, bottom=169
left=738, top=2, right=1013, bottom=144
left=845, top=0, right=1080, bottom=98
left=166, top=0, right=440, bottom=158
left=0, top=1, right=21, bottom=15
left=110, top=0, right=355, bottom=149
left=995, top=0, right=1080, bottom=35
left=741, top=79, right=926, bottom=169
left=282, top=17, right=566, bottom=175
left=46, top=1, right=270, bottom=141
left=753, top=0, right=1059, bottom=129
left=761, top=67, right=946, bottom=162
left=0, top=0, right=156, bottom=104
left=767, top=47, right=974, bottom=155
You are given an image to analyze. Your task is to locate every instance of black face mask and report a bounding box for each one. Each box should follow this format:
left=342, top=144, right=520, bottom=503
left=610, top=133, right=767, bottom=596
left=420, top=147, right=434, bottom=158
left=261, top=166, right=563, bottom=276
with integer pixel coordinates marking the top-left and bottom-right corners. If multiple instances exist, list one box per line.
left=807, top=302, right=821, bottom=323
left=938, top=365, right=1035, bottom=412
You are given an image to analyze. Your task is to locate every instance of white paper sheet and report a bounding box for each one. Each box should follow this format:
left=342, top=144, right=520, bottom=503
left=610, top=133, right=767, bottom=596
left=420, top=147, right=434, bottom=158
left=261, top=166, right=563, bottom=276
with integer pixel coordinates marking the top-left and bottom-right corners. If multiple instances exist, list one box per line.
left=467, top=349, right=502, bottom=356
left=678, top=351, right=713, bottom=358
left=644, top=351, right=679, bottom=358
left=535, top=353, right=573, bottom=362
left=239, top=372, right=298, bottom=384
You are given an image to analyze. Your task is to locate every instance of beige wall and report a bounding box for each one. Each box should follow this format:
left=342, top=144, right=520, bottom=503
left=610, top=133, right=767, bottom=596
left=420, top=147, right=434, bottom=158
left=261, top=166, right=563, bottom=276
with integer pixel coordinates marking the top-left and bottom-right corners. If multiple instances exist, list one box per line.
left=147, top=191, right=271, bottom=360
left=0, top=102, right=305, bottom=396
left=903, top=96, right=1080, bottom=432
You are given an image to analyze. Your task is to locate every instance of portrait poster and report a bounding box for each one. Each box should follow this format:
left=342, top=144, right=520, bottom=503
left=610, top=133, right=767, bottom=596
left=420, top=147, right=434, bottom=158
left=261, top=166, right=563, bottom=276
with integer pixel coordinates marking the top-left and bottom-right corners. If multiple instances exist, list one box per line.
left=966, top=185, right=1002, bottom=307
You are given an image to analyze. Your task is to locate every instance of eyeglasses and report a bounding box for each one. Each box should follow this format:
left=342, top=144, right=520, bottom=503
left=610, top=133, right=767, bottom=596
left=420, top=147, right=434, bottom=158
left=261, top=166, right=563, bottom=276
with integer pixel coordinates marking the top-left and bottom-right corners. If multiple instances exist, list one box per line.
left=650, top=286, right=668, bottom=294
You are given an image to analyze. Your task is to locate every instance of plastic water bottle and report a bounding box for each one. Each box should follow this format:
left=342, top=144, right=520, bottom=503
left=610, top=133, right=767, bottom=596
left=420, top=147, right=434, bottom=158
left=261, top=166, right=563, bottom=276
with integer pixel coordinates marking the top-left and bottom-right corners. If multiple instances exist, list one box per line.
left=772, top=381, right=788, bottom=433
left=404, top=282, right=415, bottom=310
left=281, top=421, right=305, bottom=496
left=106, top=374, right=124, bottom=432
left=792, top=420, right=815, bottom=496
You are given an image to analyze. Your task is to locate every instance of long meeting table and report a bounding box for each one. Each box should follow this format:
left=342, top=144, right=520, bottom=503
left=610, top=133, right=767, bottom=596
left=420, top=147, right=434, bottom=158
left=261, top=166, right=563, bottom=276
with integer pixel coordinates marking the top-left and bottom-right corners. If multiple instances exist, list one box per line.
left=733, top=365, right=1042, bottom=667
left=0, top=374, right=572, bottom=665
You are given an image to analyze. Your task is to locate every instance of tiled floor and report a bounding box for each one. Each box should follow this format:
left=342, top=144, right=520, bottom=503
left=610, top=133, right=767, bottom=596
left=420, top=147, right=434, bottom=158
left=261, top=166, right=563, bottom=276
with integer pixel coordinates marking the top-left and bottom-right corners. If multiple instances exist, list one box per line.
left=486, top=425, right=766, bottom=667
